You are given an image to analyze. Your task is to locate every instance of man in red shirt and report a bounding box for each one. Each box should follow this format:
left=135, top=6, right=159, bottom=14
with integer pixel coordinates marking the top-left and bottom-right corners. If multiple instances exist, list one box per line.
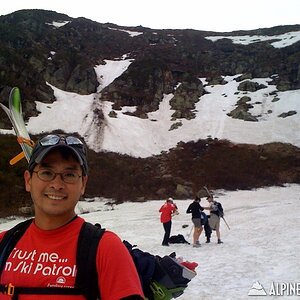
left=0, top=134, right=144, bottom=300
left=159, top=198, right=178, bottom=246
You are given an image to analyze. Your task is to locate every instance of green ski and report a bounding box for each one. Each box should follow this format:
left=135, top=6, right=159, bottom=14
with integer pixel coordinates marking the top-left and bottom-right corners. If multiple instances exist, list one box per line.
left=0, top=87, right=34, bottom=164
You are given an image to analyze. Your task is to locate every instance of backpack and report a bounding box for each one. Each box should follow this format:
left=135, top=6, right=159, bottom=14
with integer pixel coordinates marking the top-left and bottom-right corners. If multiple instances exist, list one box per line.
left=0, top=219, right=196, bottom=300
left=216, top=202, right=224, bottom=217
left=168, top=234, right=190, bottom=244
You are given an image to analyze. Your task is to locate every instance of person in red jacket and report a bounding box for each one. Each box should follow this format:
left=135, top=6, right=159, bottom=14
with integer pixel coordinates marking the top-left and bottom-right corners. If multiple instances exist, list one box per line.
left=159, top=198, right=178, bottom=246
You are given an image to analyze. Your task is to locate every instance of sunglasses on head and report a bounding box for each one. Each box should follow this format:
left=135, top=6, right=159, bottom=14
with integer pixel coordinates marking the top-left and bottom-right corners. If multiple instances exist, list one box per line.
left=39, top=134, right=84, bottom=147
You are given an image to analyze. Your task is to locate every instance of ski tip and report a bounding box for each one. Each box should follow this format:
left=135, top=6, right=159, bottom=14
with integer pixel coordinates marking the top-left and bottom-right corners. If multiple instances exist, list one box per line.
left=9, top=87, right=22, bottom=113
left=10, top=87, right=20, bottom=98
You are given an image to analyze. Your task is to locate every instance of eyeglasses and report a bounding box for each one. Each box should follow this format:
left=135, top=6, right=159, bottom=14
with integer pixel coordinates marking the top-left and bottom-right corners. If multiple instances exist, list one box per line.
left=39, top=134, right=84, bottom=149
left=33, top=169, right=82, bottom=184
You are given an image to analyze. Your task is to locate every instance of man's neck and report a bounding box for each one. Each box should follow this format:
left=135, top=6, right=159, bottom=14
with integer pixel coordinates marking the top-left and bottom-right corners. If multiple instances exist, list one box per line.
left=34, top=212, right=77, bottom=230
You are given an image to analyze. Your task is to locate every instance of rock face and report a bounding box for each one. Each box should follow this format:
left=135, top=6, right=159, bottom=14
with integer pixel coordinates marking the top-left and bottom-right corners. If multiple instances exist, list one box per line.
left=1, top=10, right=300, bottom=126
left=227, top=95, right=258, bottom=121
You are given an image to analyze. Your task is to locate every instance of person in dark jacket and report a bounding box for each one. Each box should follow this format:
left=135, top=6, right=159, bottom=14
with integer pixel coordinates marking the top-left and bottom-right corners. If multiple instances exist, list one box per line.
left=186, top=196, right=211, bottom=247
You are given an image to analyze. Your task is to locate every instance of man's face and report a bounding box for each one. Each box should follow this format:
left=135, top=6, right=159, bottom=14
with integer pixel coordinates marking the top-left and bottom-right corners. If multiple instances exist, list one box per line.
left=24, top=149, right=88, bottom=218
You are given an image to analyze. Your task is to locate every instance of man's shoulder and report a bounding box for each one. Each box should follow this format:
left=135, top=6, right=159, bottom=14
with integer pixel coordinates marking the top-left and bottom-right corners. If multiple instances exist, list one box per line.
left=79, top=222, right=124, bottom=249
left=99, top=230, right=123, bottom=246
left=96, top=230, right=136, bottom=268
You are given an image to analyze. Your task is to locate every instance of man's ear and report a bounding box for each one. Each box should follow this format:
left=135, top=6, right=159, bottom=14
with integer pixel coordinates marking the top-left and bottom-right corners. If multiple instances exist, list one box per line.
left=24, top=170, right=32, bottom=192
left=81, top=175, right=88, bottom=195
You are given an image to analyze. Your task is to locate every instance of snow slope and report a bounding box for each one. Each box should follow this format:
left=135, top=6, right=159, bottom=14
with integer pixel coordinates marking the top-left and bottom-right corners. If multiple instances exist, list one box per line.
left=1, top=71, right=299, bottom=158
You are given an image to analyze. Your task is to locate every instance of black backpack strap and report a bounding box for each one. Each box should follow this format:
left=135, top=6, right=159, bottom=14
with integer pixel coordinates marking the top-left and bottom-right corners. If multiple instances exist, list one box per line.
left=0, top=219, right=33, bottom=275
left=75, top=222, right=106, bottom=300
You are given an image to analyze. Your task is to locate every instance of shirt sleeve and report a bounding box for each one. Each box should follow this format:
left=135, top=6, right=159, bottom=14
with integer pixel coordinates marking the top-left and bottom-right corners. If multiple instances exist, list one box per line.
left=97, top=231, right=144, bottom=300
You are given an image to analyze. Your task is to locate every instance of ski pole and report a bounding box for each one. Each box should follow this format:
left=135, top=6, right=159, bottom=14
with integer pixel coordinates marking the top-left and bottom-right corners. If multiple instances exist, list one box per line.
left=221, top=216, right=230, bottom=230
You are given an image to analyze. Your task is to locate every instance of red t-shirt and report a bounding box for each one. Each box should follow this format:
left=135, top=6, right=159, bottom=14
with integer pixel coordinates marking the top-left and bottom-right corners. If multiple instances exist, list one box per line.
left=159, top=202, right=176, bottom=223
left=0, top=217, right=144, bottom=300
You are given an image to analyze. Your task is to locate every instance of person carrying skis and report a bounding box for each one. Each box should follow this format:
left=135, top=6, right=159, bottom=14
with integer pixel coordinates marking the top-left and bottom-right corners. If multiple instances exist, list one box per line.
left=0, top=133, right=144, bottom=300
left=205, top=194, right=223, bottom=244
left=186, top=196, right=211, bottom=247
left=159, top=198, right=178, bottom=246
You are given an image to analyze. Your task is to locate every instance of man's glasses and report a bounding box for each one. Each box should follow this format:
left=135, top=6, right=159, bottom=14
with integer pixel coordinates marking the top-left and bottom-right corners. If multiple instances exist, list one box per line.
left=39, top=134, right=84, bottom=148
left=33, top=169, right=82, bottom=184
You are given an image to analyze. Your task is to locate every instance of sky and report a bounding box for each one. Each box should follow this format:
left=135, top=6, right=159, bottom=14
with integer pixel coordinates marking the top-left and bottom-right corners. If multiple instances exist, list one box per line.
left=1, top=0, right=300, bottom=32
left=1, top=184, right=299, bottom=299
